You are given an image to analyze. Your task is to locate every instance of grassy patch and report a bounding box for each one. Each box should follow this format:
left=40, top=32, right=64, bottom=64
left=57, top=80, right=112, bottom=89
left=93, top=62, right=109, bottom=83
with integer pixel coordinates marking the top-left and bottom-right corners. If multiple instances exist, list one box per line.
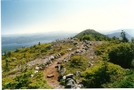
left=62, top=55, right=89, bottom=75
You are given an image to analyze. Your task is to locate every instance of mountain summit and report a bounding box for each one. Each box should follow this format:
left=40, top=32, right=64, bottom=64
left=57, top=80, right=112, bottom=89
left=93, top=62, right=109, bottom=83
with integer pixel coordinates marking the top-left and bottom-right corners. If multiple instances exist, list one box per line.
left=74, top=29, right=109, bottom=41
left=74, top=29, right=105, bottom=38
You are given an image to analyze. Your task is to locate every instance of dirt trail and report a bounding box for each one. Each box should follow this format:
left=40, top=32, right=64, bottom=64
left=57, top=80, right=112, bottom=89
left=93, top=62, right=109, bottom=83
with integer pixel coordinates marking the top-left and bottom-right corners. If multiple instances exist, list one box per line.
left=44, top=42, right=84, bottom=88
left=43, top=41, right=102, bottom=88
left=44, top=53, right=69, bottom=88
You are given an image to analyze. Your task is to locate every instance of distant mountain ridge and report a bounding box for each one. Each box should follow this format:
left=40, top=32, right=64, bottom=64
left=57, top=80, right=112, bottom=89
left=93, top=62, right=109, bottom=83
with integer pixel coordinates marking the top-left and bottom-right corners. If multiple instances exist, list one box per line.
left=2, top=29, right=133, bottom=53
left=107, top=31, right=132, bottom=41
left=101, top=29, right=134, bottom=37
left=2, top=32, right=76, bottom=53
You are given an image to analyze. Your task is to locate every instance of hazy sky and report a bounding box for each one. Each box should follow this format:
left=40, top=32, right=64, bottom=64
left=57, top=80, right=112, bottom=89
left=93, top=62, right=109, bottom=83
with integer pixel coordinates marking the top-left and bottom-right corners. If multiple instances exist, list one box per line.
left=1, top=0, right=134, bottom=35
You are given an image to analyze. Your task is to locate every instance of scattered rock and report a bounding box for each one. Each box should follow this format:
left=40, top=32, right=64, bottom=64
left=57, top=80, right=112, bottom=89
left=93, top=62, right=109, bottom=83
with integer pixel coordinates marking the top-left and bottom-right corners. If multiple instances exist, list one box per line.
left=57, top=61, right=62, bottom=64
left=75, top=49, right=81, bottom=53
left=34, top=70, right=38, bottom=73
left=65, top=78, right=76, bottom=88
left=55, top=65, right=58, bottom=68
left=35, top=66, right=40, bottom=70
left=67, top=48, right=72, bottom=51
left=74, top=84, right=84, bottom=89
left=39, top=64, right=46, bottom=69
left=63, top=76, right=66, bottom=80
left=63, top=58, right=68, bottom=62
left=31, top=74, right=34, bottom=77
left=49, top=55, right=55, bottom=60
left=73, top=42, right=78, bottom=45
left=47, top=74, right=54, bottom=78
left=89, top=62, right=93, bottom=67
left=12, top=57, right=17, bottom=60
left=57, top=64, right=61, bottom=72
left=70, top=52, right=74, bottom=56
left=66, top=74, right=74, bottom=79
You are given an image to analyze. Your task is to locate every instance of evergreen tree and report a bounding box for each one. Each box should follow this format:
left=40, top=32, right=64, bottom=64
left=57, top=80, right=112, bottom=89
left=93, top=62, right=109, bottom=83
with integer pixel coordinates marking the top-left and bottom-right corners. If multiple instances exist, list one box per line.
left=38, top=42, right=41, bottom=45
left=131, top=38, right=134, bottom=59
left=131, top=38, right=134, bottom=48
left=120, top=30, right=128, bottom=42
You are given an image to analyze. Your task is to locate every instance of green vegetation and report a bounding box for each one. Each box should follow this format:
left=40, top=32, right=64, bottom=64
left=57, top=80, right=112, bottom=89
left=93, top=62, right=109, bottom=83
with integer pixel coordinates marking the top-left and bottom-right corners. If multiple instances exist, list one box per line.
left=61, top=30, right=134, bottom=88
left=62, top=55, right=89, bottom=75
left=108, top=43, right=133, bottom=68
left=89, top=31, right=134, bottom=88
left=2, top=41, right=75, bottom=72
left=74, top=29, right=110, bottom=41
left=2, top=40, right=75, bottom=89
left=2, top=43, right=51, bottom=72
left=2, top=30, right=134, bottom=88
left=2, top=70, right=51, bottom=89
left=95, top=41, right=133, bottom=68
left=120, top=30, right=129, bottom=42
left=113, top=73, right=134, bottom=88
left=82, top=61, right=126, bottom=88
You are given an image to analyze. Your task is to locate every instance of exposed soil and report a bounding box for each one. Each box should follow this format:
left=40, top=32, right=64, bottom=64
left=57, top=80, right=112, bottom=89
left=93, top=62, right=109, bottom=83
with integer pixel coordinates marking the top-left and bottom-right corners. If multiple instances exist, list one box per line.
left=44, top=53, right=69, bottom=88
left=44, top=41, right=102, bottom=88
left=44, top=42, right=84, bottom=88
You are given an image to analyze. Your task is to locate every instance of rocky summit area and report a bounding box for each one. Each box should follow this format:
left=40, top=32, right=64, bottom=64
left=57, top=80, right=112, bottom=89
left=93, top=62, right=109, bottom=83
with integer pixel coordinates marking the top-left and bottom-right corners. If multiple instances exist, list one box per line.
left=43, top=39, right=102, bottom=89
left=2, top=29, right=134, bottom=89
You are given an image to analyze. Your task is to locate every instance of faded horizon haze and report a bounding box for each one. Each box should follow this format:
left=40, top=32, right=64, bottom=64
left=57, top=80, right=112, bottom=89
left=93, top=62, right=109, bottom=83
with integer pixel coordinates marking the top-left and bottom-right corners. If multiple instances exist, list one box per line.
left=1, top=0, right=134, bottom=35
